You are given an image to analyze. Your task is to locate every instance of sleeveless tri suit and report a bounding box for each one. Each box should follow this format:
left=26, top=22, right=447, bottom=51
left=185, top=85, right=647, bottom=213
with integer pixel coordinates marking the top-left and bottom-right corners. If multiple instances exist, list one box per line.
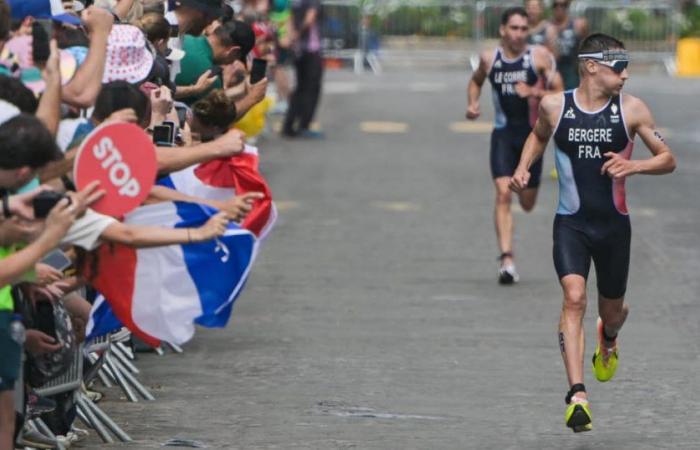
left=487, top=47, right=545, bottom=188
left=552, top=89, right=634, bottom=298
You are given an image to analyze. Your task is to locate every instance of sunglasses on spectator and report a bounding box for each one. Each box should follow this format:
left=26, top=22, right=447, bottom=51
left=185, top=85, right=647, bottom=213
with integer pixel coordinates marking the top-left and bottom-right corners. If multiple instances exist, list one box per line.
left=553, top=2, right=569, bottom=8
left=578, top=51, right=630, bottom=74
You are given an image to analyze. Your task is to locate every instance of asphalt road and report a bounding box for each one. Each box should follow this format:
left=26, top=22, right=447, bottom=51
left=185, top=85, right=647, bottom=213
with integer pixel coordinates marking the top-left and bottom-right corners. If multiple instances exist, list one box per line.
left=89, top=68, right=700, bottom=449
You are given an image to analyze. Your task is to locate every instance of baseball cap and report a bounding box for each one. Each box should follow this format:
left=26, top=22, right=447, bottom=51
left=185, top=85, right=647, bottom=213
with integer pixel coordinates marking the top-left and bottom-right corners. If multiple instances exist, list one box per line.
left=177, top=0, right=223, bottom=18
left=8, top=0, right=82, bottom=26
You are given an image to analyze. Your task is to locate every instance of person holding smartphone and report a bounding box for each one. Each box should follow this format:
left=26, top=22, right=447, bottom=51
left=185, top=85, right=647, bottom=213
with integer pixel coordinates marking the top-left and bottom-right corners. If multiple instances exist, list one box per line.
left=0, top=101, right=103, bottom=450
left=175, top=20, right=255, bottom=105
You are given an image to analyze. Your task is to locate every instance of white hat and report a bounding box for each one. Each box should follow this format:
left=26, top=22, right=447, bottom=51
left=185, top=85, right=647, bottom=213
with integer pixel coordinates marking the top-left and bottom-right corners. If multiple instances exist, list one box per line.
left=0, top=100, right=20, bottom=127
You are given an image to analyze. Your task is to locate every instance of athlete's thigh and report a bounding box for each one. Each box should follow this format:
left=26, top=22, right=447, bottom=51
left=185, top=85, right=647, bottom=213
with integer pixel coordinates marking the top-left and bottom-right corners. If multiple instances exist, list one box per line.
left=553, top=216, right=592, bottom=280
left=592, top=219, right=631, bottom=299
left=490, top=128, right=519, bottom=179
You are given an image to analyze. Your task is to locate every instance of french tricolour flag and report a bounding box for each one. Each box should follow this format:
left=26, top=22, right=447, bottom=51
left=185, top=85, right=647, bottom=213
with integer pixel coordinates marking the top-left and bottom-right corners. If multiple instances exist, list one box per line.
left=158, top=145, right=277, bottom=239
left=86, top=201, right=257, bottom=346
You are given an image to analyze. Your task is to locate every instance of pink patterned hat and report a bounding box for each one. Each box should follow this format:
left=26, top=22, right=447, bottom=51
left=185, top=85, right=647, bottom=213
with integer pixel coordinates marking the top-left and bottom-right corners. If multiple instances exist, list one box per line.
left=103, top=25, right=154, bottom=84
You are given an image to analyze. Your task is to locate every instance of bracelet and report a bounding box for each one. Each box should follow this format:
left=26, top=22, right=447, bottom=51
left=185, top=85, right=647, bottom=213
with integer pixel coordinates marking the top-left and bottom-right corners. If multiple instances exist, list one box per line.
left=2, top=193, right=11, bottom=219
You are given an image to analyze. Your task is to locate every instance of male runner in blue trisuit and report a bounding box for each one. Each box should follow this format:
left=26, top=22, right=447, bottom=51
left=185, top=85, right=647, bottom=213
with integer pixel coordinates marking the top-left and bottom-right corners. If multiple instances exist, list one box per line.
left=466, top=7, right=562, bottom=284
left=510, top=33, right=676, bottom=432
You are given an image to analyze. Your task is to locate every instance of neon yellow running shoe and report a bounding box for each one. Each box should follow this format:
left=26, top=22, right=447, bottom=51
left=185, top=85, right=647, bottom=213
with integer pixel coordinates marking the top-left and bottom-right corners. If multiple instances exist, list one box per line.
left=592, top=317, right=618, bottom=382
left=565, top=400, right=592, bottom=433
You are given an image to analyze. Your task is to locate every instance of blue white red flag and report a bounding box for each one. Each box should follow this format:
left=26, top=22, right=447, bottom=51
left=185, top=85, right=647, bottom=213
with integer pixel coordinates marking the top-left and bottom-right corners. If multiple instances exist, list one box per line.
left=86, top=201, right=257, bottom=346
left=85, top=295, right=122, bottom=342
left=158, top=145, right=277, bottom=239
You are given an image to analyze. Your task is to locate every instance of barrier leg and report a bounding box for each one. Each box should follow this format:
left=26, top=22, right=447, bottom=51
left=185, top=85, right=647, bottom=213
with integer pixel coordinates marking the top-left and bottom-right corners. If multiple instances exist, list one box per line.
left=79, top=393, right=132, bottom=442
left=105, top=354, right=139, bottom=402
left=76, top=394, right=114, bottom=443
left=110, top=344, right=140, bottom=374
left=109, top=354, right=155, bottom=401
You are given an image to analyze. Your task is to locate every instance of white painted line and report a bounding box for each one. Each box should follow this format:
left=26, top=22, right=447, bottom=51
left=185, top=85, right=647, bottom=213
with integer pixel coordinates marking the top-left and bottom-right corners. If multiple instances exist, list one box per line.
left=275, top=201, right=300, bottom=211
left=449, top=121, right=492, bottom=133
left=371, top=201, right=421, bottom=212
left=324, top=82, right=360, bottom=94
left=360, top=122, right=409, bottom=133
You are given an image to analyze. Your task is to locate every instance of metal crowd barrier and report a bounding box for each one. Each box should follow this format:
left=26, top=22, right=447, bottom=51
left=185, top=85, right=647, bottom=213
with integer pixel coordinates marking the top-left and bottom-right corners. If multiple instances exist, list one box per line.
left=322, top=0, right=680, bottom=70
left=572, top=1, right=677, bottom=60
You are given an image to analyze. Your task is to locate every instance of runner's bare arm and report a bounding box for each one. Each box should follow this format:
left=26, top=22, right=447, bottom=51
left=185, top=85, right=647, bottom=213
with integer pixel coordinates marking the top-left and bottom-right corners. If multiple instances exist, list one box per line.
left=538, top=46, right=564, bottom=93
left=601, top=95, right=676, bottom=178
left=466, top=50, right=492, bottom=120
left=518, top=46, right=564, bottom=98
left=510, top=94, right=561, bottom=192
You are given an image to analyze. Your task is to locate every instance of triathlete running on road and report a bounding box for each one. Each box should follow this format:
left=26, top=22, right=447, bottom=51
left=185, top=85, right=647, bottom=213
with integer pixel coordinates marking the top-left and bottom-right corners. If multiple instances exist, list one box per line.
left=466, top=7, right=562, bottom=285
left=510, top=33, right=676, bottom=433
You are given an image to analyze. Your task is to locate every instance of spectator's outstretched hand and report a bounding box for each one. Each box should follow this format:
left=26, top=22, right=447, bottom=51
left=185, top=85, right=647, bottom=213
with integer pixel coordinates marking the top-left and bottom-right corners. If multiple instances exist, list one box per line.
left=7, top=185, right=52, bottom=220
left=194, top=70, right=218, bottom=95
left=247, top=77, right=269, bottom=105
left=220, top=192, right=265, bottom=222
left=193, top=212, right=229, bottom=242
left=212, top=129, right=245, bottom=157
left=81, top=6, right=115, bottom=37
left=41, top=39, right=61, bottom=80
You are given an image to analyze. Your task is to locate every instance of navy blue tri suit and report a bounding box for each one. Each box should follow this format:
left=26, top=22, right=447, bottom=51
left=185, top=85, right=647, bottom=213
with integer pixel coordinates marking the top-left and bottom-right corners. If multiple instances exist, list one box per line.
left=488, top=47, right=544, bottom=188
left=552, top=90, right=634, bottom=298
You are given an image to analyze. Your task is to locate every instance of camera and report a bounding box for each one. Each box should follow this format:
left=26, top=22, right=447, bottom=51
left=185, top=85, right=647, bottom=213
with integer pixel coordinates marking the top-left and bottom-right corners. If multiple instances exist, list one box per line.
left=33, top=191, right=70, bottom=219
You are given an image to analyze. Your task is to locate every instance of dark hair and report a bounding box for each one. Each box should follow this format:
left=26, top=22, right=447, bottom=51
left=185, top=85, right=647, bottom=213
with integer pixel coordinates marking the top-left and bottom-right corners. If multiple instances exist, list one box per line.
left=215, top=20, right=255, bottom=61
left=55, top=24, right=90, bottom=49
left=136, top=12, right=170, bottom=44
left=0, top=114, right=60, bottom=169
left=92, top=81, right=150, bottom=127
left=0, top=0, right=9, bottom=41
left=578, top=33, right=625, bottom=54
left=192, top=89, right=237, bottom=131
left=501, top=7, right=528, bottom=25
left=220, top=4, right=234, bottom=23
left=0, top=75, right=39, bottom=113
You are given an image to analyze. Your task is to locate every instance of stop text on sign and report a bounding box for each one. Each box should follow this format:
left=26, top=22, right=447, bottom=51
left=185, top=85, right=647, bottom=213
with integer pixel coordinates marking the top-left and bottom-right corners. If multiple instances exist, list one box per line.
left=92, top=137, right=140, bottom=197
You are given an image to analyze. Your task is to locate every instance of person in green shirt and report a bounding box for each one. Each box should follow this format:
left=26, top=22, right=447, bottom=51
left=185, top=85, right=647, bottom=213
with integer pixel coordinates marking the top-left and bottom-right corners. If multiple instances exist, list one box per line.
left=175, top=19, right=255, bottom=106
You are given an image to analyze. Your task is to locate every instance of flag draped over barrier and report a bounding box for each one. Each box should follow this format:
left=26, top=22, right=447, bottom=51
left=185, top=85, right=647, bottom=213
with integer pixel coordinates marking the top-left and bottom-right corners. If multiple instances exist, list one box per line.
left=86, top=201, right=257, bottom=346
left=158, top=145, right=277, bottom=239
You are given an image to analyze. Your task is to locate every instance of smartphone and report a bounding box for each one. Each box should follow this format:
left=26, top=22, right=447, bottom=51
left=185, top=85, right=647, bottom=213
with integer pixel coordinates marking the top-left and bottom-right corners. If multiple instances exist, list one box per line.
left=32, top=21, right=51, bottom=65
left=169, top=24, right=179, bottom=38
left=33, top=191, right=70, bottom=219
left=152, top=124, right=174, bottom=146
left=208, top=65, right=223, bottom=78
left=174, top=105, right=188, bottom=129
left=34, top=301, right=57, bottom=339
left=250, top=58, right=268, bottom=84
left=41, top=249, right=72, bottom=272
